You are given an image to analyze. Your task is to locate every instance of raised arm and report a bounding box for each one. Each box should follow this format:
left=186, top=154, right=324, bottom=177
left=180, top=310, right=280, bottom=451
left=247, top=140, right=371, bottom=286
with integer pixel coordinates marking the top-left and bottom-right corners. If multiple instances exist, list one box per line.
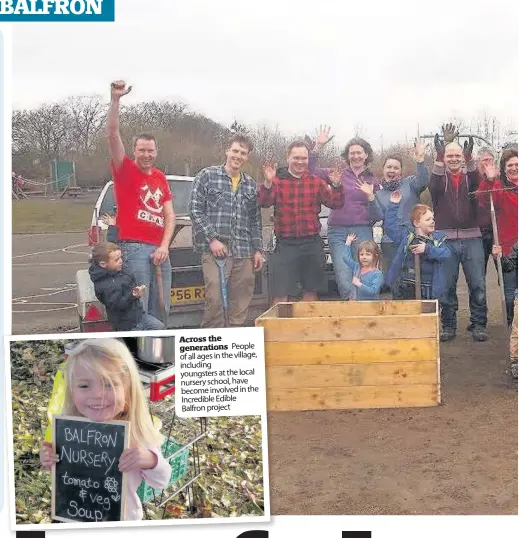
left=409, top=139, right=429, bottom=194
left=257, top=162, right=278, bottom=208
left=475, top=166, right=500, bottom=215
left=356, top=178, right=383, bottom=224
left=463, top=137, right=480, bottom=190
left=428, top=133, right=447, bottom=195
left=107, top=80, right=132, bottom=171
left=308, top=125, right=334, bottom=180
left=319, top=166, right=344, bottom=209
left=342, top=240, right=358, bottom=272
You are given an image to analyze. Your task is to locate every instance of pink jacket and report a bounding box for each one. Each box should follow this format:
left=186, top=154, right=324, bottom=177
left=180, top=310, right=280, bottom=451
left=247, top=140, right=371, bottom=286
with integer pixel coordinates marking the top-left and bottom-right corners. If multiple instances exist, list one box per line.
left=124, top=446, right=170, bottom=520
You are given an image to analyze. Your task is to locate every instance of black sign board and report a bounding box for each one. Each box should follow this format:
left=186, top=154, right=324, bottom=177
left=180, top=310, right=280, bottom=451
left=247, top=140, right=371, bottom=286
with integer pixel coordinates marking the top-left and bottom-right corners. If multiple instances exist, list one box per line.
left=51, top=415, right=130, bottom=523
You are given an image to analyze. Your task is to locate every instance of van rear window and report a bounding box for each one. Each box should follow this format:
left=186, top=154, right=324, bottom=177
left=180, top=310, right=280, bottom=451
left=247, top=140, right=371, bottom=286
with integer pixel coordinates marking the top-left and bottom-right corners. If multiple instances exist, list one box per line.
left=99, top=185, right=116, bottom=216
left=99, top=179, right=194, bottom=217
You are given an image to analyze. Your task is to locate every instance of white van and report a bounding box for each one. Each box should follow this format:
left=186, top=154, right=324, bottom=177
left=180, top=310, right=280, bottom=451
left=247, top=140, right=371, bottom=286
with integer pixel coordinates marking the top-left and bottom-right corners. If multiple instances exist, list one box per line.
left=77, top=175, right=270, bottom=332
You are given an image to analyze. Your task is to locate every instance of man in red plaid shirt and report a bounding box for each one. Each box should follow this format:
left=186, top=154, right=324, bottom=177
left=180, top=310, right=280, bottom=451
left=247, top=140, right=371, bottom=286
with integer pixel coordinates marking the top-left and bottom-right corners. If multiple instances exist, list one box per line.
left=258, top=140, right=344, bottom=305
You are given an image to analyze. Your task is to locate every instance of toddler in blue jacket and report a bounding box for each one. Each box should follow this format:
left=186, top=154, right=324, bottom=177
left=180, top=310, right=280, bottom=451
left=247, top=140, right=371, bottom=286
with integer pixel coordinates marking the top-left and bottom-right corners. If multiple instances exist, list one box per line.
left=343, top=235, right=384, bottom=300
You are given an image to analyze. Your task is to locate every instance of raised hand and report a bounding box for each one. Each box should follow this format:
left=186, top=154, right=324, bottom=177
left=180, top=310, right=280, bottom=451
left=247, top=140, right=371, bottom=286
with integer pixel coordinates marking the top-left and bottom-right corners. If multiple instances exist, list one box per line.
left=442, top=123, right=459, bottom=143
left=110, top=80, right=132, bottom=100
left=101, top=213, right=116, bottom=226
left=329, top=163, right=343, bottom=187
left=314, top=125, right=334, bottom=149
left=262, top=162, right=277, bottom=187
left=304, top=134, right=316, bottom=151
left=345, top=233, right=357, bottom=246
left=463, top=136, right=474, bottom=161
left=413, top=138, right=427, bottom=163
left=355, top=178, right=375, bottom=201
left=434, top=133, right=445, bottom=163
left=483, top=161, right=500, bottom=181
left=390, top=190, right=402, bottom=204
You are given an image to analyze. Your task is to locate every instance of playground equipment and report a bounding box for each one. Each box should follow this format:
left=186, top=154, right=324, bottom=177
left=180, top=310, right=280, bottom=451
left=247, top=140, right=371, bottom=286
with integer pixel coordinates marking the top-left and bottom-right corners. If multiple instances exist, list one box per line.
left=256, top=299, right=440, bottom=412
left=12, top=159, right=82, bottom=199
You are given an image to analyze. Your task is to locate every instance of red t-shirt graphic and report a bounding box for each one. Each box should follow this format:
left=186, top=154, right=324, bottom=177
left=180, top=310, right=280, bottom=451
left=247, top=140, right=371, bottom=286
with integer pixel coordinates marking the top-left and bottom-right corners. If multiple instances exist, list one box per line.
left=112, top=157, right=173, bottom=246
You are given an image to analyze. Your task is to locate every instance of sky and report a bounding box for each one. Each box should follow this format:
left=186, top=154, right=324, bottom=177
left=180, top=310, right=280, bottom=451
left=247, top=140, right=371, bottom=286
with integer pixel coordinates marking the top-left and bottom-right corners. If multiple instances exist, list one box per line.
left=11, top=0, right=519, bottom=149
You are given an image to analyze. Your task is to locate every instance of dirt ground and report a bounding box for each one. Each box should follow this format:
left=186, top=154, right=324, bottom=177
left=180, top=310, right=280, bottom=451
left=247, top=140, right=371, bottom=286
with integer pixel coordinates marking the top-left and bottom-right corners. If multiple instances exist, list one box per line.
left=267, top=270, right=518, bottom=515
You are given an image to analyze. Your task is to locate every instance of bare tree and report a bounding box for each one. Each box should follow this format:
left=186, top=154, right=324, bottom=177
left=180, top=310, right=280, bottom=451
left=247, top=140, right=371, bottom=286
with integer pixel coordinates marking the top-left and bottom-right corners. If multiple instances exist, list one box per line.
left=12, top=103, right=73, bottom=161
left=353, top=122, right=366, bottom=138
left=66, top=96, right=107, bottom=155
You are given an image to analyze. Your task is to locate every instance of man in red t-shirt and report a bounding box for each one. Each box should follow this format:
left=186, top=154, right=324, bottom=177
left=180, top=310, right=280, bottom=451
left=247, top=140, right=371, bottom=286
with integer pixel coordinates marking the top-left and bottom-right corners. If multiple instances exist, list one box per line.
left=106, top=80, right=176, bottom=324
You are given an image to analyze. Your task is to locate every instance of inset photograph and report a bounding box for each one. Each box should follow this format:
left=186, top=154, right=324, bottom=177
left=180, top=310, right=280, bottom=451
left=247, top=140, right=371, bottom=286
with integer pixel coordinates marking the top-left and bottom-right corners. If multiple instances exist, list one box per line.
left=8, top=335, right=267, bottom=527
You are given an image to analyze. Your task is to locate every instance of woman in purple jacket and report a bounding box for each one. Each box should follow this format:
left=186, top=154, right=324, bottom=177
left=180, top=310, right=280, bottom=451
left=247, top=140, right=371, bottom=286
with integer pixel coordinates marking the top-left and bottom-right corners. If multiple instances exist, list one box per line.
left=311, top=136, right=380, bottom=299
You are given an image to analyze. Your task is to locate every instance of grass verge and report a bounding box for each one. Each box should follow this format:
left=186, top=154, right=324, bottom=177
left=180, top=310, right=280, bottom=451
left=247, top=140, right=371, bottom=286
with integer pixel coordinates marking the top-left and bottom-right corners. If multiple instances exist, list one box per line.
left=13, top=199, right=93, bottom=234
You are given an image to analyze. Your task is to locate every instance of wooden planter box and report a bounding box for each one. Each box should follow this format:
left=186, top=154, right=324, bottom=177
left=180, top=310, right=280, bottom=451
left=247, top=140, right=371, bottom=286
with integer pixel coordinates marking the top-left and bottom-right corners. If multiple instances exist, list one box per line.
left=255, top=300, right=440, bottom=412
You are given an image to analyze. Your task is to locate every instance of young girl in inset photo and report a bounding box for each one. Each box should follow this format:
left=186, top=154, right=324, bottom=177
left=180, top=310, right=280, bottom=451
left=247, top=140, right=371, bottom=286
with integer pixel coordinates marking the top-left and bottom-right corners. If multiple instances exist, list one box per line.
left=39, top=338, right=170, bottom=521
left=343, top=235, right=384, bottom=300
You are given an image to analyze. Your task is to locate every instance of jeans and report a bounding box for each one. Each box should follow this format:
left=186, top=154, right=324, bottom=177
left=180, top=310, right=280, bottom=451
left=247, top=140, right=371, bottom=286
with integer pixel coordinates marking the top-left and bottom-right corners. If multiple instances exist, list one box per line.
left=201, top=254, right=255, bottom=328
left=328, top=225, right=373, bottom=299
left=392, top=279, right=433, bottom=300
left=120, top=241, right=172, bottom=323
left=440, top=238, right=487, bottom=330
left=480, top=227, right=494, bottom=276
left=502, top=268, right=518, bottom=326
left=381, top=241, right=398, bottom=292
left=134, top=313, right=165, bottom=331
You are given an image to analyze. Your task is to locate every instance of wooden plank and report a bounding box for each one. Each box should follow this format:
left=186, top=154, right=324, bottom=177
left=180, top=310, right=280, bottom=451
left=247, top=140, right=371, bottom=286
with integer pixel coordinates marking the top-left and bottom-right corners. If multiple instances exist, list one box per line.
left=264, top=339, right=438, bottom=365
left=256, top=303, right=279, bottom=320
left=257, top=314, right=438, bottom=342
left=267, top=384, right=440, bottom=411
left=266, top=361, right=438, bottom=389
left=291, top=300, right=426, bottom=318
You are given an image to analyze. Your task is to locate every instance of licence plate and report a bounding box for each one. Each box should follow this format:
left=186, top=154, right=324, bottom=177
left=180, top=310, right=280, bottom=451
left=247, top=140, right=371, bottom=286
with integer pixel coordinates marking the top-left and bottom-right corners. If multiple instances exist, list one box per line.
left=171, top=286, right=205, bottom=304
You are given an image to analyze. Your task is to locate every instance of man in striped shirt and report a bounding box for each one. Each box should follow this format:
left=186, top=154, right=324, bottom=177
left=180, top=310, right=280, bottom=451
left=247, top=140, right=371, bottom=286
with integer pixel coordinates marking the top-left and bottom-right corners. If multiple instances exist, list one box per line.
left=258, top=140, right=345, bottom=305
left=189, top=134, right=263, bottom=328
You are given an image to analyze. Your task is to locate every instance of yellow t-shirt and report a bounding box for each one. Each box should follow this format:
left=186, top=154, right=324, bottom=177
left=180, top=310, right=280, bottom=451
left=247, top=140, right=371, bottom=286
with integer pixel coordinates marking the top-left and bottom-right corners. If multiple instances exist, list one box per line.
left=231, top=174, right=241, bottom=193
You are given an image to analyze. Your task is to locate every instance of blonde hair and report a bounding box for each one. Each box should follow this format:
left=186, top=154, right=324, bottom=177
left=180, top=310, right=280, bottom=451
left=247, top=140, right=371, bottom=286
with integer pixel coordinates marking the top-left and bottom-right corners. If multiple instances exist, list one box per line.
left=357, top=240, right=381, bottom=268
left=91, top=242, right=121, bottom=264
left=62, top=338, right=163, bottom=448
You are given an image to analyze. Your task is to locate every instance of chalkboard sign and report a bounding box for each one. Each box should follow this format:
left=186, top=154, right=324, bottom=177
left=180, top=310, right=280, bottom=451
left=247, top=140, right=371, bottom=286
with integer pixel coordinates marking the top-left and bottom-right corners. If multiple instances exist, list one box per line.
left=51, top=415, right=130, bottom=523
